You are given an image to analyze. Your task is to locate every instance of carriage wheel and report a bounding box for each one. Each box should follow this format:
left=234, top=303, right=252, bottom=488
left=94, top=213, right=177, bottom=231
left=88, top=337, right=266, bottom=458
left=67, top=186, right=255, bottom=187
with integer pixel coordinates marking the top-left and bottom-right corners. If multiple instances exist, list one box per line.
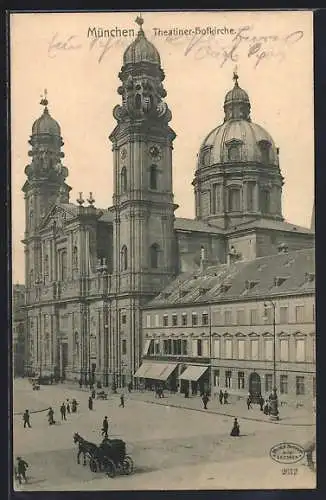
left=122, top=455, right=134, bottom=475
left=104, top=458, right=116, bottom=478
left=89, top=458, right=98, bottom=473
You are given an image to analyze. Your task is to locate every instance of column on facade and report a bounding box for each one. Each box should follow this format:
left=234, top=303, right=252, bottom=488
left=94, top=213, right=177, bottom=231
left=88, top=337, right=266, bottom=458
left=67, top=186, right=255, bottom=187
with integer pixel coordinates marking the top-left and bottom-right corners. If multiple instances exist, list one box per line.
left=254, top=182, right=259, bottom=213
left=69, top=231, right=73, bottom=280
left=97, top=307, right=102, bottom=379
left=67, top=312, right=74, bottom=377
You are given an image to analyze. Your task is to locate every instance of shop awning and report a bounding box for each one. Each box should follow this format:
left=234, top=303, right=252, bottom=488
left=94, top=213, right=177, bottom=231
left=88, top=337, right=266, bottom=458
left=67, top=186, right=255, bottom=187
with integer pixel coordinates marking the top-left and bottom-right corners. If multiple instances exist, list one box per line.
left=133, top=362, right=178, bottom=381
left=154, top=363, right=178, bottom=381
left=179, top=365, right=208, bottom=381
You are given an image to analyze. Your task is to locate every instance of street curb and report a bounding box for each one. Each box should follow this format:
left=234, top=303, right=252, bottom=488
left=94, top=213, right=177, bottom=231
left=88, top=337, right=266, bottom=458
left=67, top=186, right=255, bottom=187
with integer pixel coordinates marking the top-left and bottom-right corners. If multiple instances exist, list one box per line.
left=14, top=407, right=50, bottom=416
left=132, top=397, right=315, bottom=427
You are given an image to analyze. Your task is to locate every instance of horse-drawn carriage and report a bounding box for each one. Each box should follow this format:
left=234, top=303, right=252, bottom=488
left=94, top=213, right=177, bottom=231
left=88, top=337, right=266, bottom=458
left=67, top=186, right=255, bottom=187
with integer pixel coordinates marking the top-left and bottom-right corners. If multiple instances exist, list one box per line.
left=96, top=390, right=108, bottom=400
left=73, top=432, right=134, bottom=478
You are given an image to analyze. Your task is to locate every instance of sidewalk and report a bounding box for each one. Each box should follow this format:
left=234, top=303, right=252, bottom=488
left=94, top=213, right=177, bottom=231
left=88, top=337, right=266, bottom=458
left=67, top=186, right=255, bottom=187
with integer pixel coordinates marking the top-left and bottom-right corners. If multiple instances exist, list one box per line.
left=65, top=383, right=315, bottom=427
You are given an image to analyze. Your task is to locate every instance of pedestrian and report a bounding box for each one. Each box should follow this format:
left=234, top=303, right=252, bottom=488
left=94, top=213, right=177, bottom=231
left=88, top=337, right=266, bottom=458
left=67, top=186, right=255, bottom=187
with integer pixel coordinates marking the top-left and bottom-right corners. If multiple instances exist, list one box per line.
left=119, top=393, right=125, bottom=408
left=263, top=400, right=270, bottom=415
left=79, top=378, right=82, bottom=389
left=15, top=457, right=29, bottom=484
left=22, top=409, right=31, bottom=428
left=88, top=396, right=93, bottom=410
left=230, top=418, right=240, bottom=437
left=101, top=416, right=109, bottom=438
left=47, top=407, right=55, bottom=425
left=184, top=386, right=189, bottom=398
left=223, top=390, right=229, bottom=404
left=91, top=389, right=96, bottom=399
left=127, top=381, right=132, bottom=393
left=202, top=393, right=209, bottom=410
left=66, top=399, right=71, bottom=414
left=71, top=398, right=78, bottom=413
left=259, top=395, right=264, bottom=412
left=60, top=402, right=67, bottom=421
left=247, top=394, right=252, bottom=410
left=219, top=390, right=224, bottom=405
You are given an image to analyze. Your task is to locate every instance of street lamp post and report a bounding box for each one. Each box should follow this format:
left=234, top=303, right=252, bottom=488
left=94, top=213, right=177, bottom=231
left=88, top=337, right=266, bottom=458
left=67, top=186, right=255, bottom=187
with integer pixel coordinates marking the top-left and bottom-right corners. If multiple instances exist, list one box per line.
left=264, top=300, right=279, bottom=421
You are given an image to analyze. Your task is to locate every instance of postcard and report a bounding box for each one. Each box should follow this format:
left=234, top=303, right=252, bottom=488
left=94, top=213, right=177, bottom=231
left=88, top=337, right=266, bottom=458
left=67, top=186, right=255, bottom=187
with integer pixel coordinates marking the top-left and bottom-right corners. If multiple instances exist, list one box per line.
left=11, top=10, right=315, bottom=491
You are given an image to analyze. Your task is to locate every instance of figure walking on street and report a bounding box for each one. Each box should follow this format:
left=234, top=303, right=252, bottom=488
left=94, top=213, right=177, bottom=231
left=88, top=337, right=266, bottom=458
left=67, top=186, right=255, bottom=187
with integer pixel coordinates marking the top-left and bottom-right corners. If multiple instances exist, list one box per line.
left=47, top=407, right=55, bottom=425
left=101, top=416, right=109, bottom=437
left=23, top=410, right=31, bottom=428
left=259, top=395, right=264, bottom=411
left=15, top=457, right=29, bottom=484
left=247, top=394, right=252, bottom=410
left=230, top=418, right=240, bottom=437
left=88, top=396, right=93, bottom=410
left=66, top=399, right=71, bottom=414
left=223, top=390, right=229, bottom=404
left=219, top=390, right=224, bottom=405
left=119, top=393, right=125, bottom=408
left=60, top=403, right=67, bottom=421
left=127, top=382, right=132, bottom=393
left=202, top=393, right=209, bottom=410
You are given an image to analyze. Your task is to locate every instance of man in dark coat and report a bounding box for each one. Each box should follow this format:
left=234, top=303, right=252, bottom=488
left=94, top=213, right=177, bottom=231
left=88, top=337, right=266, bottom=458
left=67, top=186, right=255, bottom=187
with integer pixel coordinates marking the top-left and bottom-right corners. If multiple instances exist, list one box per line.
left=23, top=410, right=31, bottom=428
left=47, top=407, right=55, bottom=425
left=259, top=395, right=264, bottom=411
left=66, top=399, right=71, bottom=414
left=202, top=393, right=209, bottom=409
left=223, top=390, right=229, bottom=404
left=88, top=396, right=93, bottom=410
left=230, top=418, right=240, bottom=436
left=60, top=403, right=67, bottom=421
left=119, top=393, right=125, bottom=408
left=101, top=416, right=109, bottom=437
left=15, top=457, right=29, bottom=484
left=247, top=394, right=252, bottom=410
left=219, top=390, right=224, bottom=404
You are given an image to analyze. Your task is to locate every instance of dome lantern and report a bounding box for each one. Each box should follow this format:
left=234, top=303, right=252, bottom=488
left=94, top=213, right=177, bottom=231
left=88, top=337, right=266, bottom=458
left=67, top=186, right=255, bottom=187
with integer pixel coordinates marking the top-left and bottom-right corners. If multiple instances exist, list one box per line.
left=123, top=15, right=161, bottom=66
left=224, top=70, right=251, bottom=121
left=31, top=89, right=61, bottom=137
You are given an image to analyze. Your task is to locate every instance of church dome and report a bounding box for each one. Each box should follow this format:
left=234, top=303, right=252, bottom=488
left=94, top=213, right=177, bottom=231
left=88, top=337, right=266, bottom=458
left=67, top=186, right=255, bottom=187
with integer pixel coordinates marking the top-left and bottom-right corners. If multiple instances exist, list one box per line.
left=198, top=72, right=279, bottom=169
left=123, top=17, right=161, bottom=66
left=199, top=119, right=279, bottom=167
left=32, top=95, right=61, bottom=136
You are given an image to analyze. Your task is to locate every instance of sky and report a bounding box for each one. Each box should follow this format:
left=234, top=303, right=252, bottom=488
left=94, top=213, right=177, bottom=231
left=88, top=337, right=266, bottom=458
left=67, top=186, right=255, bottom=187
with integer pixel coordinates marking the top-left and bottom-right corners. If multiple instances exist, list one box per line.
left=10, top=10, right=314, bottom=284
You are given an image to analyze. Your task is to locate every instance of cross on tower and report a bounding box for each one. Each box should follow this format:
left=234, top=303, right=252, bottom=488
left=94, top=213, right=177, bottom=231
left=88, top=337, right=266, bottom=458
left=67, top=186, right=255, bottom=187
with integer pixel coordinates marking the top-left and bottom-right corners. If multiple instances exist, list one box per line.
left=135, top=13, right=144, bottom=31
left=233, top=67, right=239, bottom=86
left=40, top=88, right=48, bottom=107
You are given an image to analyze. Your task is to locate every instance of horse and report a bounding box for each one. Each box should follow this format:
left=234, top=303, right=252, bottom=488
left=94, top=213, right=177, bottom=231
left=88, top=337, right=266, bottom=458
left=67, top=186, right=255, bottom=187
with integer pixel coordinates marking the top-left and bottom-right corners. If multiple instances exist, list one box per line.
left=73, top=432, right=98, bottom=466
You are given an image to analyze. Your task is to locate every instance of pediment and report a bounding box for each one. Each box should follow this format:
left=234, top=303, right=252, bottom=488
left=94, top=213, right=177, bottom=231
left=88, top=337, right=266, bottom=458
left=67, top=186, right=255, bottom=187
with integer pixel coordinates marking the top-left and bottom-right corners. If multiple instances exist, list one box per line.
left=39, top=203, right=75, bottom=233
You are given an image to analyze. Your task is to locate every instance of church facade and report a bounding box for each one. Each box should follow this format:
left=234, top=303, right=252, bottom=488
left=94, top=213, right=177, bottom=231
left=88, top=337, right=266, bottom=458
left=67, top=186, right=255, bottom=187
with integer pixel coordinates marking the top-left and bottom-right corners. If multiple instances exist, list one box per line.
left=22, top=19, right=314, bottom=387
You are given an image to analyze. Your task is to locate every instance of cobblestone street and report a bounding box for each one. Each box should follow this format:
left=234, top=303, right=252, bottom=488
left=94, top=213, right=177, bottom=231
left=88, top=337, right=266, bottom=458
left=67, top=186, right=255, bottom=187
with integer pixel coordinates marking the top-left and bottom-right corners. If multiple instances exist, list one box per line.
left=12, top=379, right=316, bottom=490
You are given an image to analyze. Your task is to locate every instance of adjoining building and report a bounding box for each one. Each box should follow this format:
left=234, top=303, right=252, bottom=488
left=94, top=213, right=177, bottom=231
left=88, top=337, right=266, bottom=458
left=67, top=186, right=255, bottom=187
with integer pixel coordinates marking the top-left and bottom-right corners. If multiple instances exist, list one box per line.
left=139, top=247, right=315, bottom=404
left=12, top=284, right=27, bottom=377
left=21, top=17, right=314, bottom=387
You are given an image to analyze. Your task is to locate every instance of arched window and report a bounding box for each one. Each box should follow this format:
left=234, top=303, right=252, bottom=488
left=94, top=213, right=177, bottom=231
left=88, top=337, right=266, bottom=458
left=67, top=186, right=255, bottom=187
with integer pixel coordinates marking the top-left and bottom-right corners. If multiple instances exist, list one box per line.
left=121, top=245, right=128, bottom=271
left=260, top=189, right=270, bottom=213
left=150, top=243, right=160, bottom=269
left=135, top=94, right=141, bottom=109
left=150, top=165, right=158, bottom=190
left=29, top=269, right=34, bottom=286
left=61, top=250, right=67, bottom=281
left=229, top=188, right=241, bottom=212
left=120, top=166, right=127, bottom=192
left=72, top=246, right=78, bottom=269
left=228, top=144, right=241, bottom=162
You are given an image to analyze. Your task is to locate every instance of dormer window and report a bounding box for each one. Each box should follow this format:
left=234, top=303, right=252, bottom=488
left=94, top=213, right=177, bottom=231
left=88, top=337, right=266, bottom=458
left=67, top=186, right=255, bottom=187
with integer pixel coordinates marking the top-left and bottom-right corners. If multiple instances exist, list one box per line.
left=244, top=280, right=258, bottom=290
left=220, top=283, right=231, bottom=293
left=202, top=149, right=210, bottom=166
left=259, top=140, right=271, bottom=164
left=228, top=144, right=241, bottom=162
left=274, top=276, right=288, bottom=287
left=305, top=272, right=315, bottom=283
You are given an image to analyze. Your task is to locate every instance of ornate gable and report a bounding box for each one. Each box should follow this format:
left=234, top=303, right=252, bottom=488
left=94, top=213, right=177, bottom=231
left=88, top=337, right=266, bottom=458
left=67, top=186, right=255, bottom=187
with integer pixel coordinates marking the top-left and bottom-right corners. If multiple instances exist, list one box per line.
left=39, top=203, right=76, bottom=234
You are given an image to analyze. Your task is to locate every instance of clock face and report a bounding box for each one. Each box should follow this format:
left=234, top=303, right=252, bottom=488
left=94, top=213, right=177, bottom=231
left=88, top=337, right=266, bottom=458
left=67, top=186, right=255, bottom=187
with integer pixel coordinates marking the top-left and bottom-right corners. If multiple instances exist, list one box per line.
left=149, top=145, right=162, bottom=160
left=120, top=148, right=127, bottom=160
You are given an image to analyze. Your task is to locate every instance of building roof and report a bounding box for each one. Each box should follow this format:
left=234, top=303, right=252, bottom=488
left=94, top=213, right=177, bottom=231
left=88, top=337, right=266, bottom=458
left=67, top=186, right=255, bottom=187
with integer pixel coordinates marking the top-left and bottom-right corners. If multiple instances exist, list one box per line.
left=146, top=247, right=315, bottom=308
left=227, top=218, right=314, bottom=235
left=175, top=217, right=224, bottom=235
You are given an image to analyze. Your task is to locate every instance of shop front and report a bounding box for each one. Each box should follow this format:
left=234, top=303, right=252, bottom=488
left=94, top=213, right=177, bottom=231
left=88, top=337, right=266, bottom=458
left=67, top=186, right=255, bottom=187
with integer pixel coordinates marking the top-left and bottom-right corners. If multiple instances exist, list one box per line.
left=179, top=364, right=209, bottom=396
left=133, top=361, right=178, bottom=391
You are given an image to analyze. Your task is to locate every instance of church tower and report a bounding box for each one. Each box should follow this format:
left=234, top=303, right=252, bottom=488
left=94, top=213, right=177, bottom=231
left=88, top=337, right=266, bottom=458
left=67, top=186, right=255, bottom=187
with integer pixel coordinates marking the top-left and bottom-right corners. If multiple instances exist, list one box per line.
left=108, top=17, right=177, bottom=383
left=193, top=72, right=284, bottom=229
left=22, top=92, right=70, bottom=289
